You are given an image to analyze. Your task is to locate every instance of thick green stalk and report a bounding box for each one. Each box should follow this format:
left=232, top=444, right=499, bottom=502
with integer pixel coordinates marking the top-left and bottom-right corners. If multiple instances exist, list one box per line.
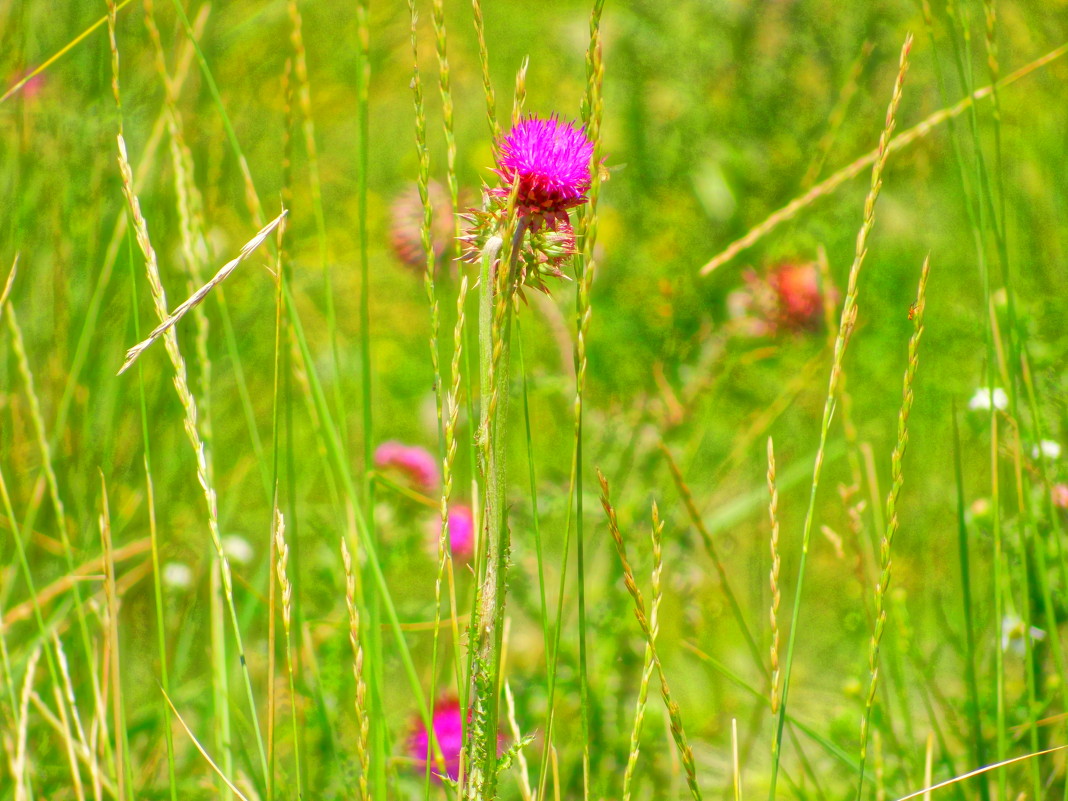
left=465, top=217, right=523, bottom=800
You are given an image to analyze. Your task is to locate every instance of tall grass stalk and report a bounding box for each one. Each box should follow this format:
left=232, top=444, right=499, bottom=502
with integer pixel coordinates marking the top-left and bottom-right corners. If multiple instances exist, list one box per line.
left=286, top=0, right=345, bottom=451
left=431, top=0, right=461, bottom=245
left=769, top=34, right=913, bottom=801
left=766, top=438, right=782, bottom=765
left=621, top=500, right=664, bottom=801
left=115, top=135, right=269, bottom=790
left=127, top=236, right=179, bottom=801
left=352, top=0, right=387, bottom=789
left=405, top=8, right=453, bottom=790
left=341, top=538, right=371, bottom=801
left=856, top=255, right=930, bottom=798
left=272, top=510, right=303, bottom=798
left=470, top=0, right=500, bottom=140
left=97, top=475, right=131, bottom=801
left=599, top=472, right=703, bottom=801
left=573, top=7, right=605, bottom=796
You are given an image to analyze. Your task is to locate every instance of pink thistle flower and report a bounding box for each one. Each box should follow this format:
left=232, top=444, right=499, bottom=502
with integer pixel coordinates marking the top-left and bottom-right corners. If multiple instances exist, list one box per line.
left=408, top=698, right=466, bottom=782
left=443, top=504, right=475, bottom=561
left=374, top=441, right=440, bottom=492
left=1053, top=484, right=1068, bottom=510
left=491, top=115, right=595, bottom=232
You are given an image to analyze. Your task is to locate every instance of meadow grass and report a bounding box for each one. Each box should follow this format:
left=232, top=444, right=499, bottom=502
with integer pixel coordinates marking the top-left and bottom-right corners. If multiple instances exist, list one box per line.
left=2, top=1, right=1068, bottom=800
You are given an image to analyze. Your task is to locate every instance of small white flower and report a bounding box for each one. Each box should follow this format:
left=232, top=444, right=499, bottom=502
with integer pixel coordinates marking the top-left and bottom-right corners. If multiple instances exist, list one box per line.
left=1001, top=613, right=1046, bottom=655
left=162, top=561, right=193, bottom=589
left=222, top=535, right=254, bottom=565
left=968, top=387, right=1008, bottom=412
left=1032, top=440, right=1062, bottom=461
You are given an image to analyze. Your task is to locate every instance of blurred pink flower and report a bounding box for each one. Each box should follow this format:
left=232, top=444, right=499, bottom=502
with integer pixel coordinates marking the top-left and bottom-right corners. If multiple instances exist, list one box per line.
left=5, top=70, right=44, bottom=101
left=408, top=698, right=465, bottom=782
left=444, top=504, right=475, bottom=561
left=491, top=115, right=595, bottom=232
left=374, top=441, right=439, bottom=491
left=728, top=260, right=827, bottom=337
left=389, top=180, right=463, bottom=273
left=769, top=262, right=823, bottom=332
left=1053, top=484, right=1068, bottom=509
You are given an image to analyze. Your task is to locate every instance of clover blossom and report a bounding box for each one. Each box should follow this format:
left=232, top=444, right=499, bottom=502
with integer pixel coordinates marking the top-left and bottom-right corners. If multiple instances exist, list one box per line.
left=409, top=698, right=465, bottom=782
left=374, top=441, right=440, bottom=492
left=444, top=504, right=475, bottom=561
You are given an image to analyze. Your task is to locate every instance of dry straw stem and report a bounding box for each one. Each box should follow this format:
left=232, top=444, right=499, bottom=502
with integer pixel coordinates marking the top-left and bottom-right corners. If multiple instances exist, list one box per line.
left=893, top=744, right=1068, bottom=801
left=118, top=209, right=288, bottom=375
left=341, top=538, right=371, bottom=801
left=622, top=503, right=664, bottom=801
left=598, top=470, right=703, bottom=801
left=699, top=39, right=1068, bottom=276
left=160, top=688, right=252, bottom=801
left=855, top=256, right=930, bottom=797
left=13, top=645, right=41, bottom=801
left=770, top=34, right=913, bottom=801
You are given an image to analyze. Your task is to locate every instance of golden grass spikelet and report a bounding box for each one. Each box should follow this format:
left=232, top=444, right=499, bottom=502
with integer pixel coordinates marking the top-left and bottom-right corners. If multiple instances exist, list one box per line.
left=598, top=470, right=703, bottom=801
left=341, top=538, right=371, bottom=801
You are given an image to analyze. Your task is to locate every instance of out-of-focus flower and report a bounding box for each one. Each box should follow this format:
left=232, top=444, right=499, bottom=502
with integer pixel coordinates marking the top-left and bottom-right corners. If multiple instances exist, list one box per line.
left=408, top=696, right=504, bottom=782
left=1032, top=440, right=1062, bottom=461
left=727, top=261, right=827, bottom=337
left=222, top=535, right=254, bottom=565
left=968, top=387, right=1008, bottom=412
left=1001, top=614, right=1045, bottom=655
left=442, top=504, right=475, bottom=561
left=162, top=561, right=193, bottom=589
left=390, top=180, right=463, bottom=273
left=375, top=441, right=440, bottom=492
left=5, top=70, right=44, bottom=101
left=408, top=698, right=466, bottom=782
left=461, top=115, right=599, bottom=296
left=1053, top=484, right=1068, bottom=509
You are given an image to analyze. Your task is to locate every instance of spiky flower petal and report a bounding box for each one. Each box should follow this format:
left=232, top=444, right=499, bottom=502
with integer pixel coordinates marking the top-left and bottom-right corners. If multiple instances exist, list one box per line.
left=491, top=115, right=595, bottom=231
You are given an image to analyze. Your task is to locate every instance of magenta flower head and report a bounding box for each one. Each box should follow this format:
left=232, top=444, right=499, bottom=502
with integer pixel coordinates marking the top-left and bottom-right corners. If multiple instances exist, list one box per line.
left=491, top=115, right=595, bottom=231
left=408, top=698, right=465, bottom=782
left=460, top=114, right=600, bottom=297
left=374, top=441, right=440, bottom=492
